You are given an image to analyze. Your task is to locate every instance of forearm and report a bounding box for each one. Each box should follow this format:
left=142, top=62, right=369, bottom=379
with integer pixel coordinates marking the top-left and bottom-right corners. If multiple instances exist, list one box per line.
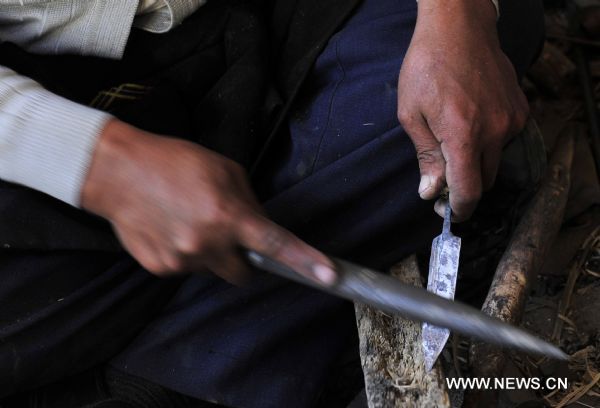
left=416, top=0, right=499, bottom=30
left=0, top=66, right=112, bottom=206
left=417, top=0, right=499, bottom=19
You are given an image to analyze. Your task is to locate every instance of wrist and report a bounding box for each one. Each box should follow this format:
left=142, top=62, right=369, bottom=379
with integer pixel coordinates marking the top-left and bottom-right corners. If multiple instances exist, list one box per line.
left=417, top=0, right=498, bottom=29
left=415, top=0, right=500, bottom=47
left=81, top=118, right=145, bottom=218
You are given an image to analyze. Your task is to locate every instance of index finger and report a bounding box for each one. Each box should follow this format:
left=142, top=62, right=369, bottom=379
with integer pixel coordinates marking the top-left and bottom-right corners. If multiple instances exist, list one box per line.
left=236, top=212, right=338, bottom=286
left=440, top=139, right=483, bottom=222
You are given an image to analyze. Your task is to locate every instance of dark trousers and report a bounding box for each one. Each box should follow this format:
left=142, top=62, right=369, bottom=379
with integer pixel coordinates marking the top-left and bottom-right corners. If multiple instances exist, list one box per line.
left=0, top=0, right=544, bottom=407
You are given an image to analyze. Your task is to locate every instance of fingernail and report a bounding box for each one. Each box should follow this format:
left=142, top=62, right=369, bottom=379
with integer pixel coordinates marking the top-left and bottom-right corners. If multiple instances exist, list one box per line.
left=313, top=264, right=337, bottom=285
left=434, top=200, right=446, bottom=218
left=418, top=175, right=433, bottom=197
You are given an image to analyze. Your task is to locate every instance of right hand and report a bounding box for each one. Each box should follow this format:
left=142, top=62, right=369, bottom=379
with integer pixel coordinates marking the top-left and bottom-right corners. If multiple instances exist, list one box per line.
left=81, top=119, right=337, bottom=286
left=397, top=0, right=529, bottom=221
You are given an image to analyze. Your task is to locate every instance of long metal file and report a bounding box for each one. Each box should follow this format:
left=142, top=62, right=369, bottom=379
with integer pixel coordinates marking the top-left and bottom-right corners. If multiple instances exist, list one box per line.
left=245, top=250, right=567, bottom=361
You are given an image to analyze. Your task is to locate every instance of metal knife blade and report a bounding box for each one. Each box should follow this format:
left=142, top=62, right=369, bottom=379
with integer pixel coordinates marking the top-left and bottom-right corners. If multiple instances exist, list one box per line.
left=422, top=204, right=461, bottom=371
left=244, top=250, right=568, bottom=361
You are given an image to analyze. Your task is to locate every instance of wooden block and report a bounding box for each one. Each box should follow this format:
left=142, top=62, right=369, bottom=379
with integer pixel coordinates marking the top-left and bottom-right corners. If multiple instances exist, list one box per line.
left=355, top=255, right=451, bottom=408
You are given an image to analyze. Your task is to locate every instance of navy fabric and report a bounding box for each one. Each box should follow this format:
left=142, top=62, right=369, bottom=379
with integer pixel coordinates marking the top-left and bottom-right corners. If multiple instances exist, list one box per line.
left=261, top=0, right=436, bottom=269
left=0, top=251, right=181, bottom=397
left=0, top=0, right=544, bottom=406
left=109, top=275, right=355, bottom=408
left=106, top=3, right=438, bottom=407
left=108, top=3, right=434, bottom=408
left=109, top=0, right=545, bottom=405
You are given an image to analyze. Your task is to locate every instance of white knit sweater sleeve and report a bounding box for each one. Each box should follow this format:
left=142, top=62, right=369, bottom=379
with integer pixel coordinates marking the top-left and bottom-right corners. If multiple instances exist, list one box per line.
left=0, top=67, right=112, bottom=207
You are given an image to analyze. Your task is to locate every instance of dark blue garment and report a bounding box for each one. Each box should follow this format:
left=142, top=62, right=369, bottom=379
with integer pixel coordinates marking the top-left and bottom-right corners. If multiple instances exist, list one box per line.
left=109, top=0, right=544, bottom=406
left=262, top=0, right=435, bottom=269
left=108, top=3, right=434, bottom=408
left=108, top=3, right=438, bottom=407
left=0, top=0, right=545, bottom=406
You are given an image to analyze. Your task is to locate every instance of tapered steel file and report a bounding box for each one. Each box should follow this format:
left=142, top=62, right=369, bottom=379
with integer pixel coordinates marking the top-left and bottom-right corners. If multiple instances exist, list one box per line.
left=245, top=250, right=568, bottom=361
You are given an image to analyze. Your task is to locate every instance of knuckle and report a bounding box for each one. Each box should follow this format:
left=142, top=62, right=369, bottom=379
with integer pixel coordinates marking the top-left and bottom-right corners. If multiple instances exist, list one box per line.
left=208, top=161, right=242, bottom=190
left=259, top=227, right=288, bottom=257
left=445, top=115, right=475, bottom=138
left=445, top=102, right=476, bottom=125
left=177, top=231, right=207, bottom=255
left=397, top=108, right=418, bottom=131
left=494, top=112, right=512, bottom=134
left=164, top=253, right=186, bottom=272
left=217, top=203, right=239, bottom=228
left=397, top=108, right=414, bottom=127
left=223, top=159, right=246, bottom=179
left=416, top=147, right=441, bottom=165
left=143, top=259, right=167, bottom=276
left=203, top=195, right=237, bottom=227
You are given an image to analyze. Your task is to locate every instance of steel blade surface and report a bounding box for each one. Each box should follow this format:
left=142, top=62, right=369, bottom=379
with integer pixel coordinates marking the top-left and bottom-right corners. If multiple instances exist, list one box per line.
left=245, top=250, right=568, bottom=361
left=423, top=205, right=461, bottom=371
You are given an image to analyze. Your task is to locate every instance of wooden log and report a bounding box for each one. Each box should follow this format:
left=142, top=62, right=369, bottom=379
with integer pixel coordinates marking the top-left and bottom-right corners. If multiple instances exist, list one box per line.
left=527, top=41, right=576, bottom=96
left=355, top=255, right=451, bottom=408
left=465, top=130, right=575, bottom=406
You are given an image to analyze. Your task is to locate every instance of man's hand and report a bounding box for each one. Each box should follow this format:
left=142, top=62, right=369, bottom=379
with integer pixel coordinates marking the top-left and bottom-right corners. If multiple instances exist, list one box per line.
left=81, top=120, right=337, bottom=286
left=397, top=0, right=529, bottom=221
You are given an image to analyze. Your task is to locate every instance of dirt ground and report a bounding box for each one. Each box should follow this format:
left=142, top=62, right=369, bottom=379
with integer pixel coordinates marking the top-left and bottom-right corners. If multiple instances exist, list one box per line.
left=514, top=3, right=600, bottom=406
left=508, top=230, right=600, bottom=407
left=483, top=2, right=600, bottom=406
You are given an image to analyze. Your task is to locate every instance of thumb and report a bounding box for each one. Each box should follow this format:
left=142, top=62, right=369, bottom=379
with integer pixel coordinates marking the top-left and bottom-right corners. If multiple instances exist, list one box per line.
left=400, top=113, right=446, bottom=200
left=236, top=212, right=337, bottom=286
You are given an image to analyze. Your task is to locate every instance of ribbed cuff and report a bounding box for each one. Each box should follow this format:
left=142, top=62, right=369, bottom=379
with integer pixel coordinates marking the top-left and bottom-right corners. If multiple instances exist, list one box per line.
left=0, top=87, right=111, bottom=207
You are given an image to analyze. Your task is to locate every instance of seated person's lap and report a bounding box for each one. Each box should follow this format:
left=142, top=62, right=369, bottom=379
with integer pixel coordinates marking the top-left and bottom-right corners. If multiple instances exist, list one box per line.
left=0, top=0, right=544, bottom=406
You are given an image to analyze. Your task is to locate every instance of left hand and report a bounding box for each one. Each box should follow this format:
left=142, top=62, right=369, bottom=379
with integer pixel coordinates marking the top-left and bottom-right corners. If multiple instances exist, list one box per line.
left=81, top=120, right=338, bottom=286
left=397, top=0, right=529, bottom=221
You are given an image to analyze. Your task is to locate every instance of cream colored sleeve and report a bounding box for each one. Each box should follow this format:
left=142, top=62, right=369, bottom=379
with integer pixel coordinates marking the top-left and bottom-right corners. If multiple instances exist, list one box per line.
left=137, top=0, right=168, bottom=14
left=0, top=67, right=112, bottom=206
